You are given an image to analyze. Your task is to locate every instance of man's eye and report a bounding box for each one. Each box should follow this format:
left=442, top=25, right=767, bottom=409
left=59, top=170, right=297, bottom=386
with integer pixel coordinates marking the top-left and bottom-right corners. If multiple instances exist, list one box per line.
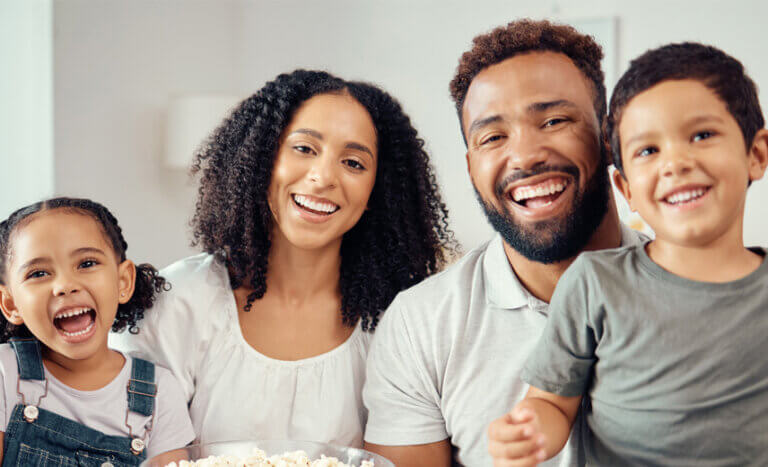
left=692, top=131, right=714, bottom=142
left=480, top=134, right=504, bottom=146
left=543, top=117, right=568, bottom=128
left=637, top=146, right=658, bottom=157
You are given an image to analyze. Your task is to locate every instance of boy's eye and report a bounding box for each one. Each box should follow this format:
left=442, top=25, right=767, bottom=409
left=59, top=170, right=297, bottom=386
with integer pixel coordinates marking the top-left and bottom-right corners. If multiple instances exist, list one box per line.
left=637, top=146, right=658, bottom=158
left=78, top=260, right=98, bottom=269
left=692, top=131, right=714, bottom=142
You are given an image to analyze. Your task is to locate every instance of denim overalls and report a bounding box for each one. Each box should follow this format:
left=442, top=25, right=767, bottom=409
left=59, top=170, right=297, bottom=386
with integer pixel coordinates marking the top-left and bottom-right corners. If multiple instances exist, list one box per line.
left=3, top=338, right=157, bottom=467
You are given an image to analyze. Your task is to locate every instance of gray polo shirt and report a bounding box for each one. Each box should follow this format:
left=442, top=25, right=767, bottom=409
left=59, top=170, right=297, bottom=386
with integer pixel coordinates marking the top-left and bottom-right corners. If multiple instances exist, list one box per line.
left=363, top=226, right=643, bottom=466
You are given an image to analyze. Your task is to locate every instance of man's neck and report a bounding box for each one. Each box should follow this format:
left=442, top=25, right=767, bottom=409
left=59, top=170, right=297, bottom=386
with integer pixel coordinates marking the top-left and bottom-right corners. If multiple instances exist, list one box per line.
left=503, top=201, right=623, bottom=303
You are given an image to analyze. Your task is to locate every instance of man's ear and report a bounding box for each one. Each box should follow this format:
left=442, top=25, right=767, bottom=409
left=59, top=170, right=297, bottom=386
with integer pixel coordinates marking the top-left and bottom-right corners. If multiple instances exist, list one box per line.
left=117, top=260, right=136, bottom=305
left=0, top=286, right=24, bottom=325
left=612, top=169, right=635, bottom=212
left=747, top=128, right=768, bottom=182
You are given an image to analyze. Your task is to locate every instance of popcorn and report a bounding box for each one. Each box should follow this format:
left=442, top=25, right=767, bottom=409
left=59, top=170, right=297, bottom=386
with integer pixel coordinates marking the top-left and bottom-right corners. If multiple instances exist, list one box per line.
left=164, top=448, right=375, bottom=467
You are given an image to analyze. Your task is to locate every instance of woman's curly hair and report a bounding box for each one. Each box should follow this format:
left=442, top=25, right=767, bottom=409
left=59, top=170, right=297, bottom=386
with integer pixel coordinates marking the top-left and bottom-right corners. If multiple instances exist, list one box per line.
left=0, top=197, right=169, bottom=342
left=191, top=69, right=456, bottom=331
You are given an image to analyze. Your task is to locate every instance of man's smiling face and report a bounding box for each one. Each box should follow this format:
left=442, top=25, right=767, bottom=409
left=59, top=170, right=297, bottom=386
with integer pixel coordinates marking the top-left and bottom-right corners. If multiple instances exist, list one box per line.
left=462, top=51, right=611, bottom=263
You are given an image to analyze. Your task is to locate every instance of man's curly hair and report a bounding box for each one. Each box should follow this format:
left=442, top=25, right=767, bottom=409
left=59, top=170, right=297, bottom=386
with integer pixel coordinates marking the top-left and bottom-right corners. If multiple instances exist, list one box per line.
left=0, top=197, right=169, bottom=342
left=191, top=69, right=455, bottom=331
left=449, top=19, right=606, bottom=138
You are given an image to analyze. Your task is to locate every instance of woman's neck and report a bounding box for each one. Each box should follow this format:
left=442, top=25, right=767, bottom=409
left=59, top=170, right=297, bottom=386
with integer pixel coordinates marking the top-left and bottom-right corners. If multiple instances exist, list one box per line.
left=263, top=231, right=342, bottom=305
left=43, top=344, right=125, bottom=391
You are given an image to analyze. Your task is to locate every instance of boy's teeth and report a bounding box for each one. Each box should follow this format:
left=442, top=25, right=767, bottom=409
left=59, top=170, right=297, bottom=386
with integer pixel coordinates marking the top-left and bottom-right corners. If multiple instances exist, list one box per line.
left=293, top=194, right=339, bottom=213
left=512, top=180, right=568, bottom=202
left=666, top=188, right=706, bottom=204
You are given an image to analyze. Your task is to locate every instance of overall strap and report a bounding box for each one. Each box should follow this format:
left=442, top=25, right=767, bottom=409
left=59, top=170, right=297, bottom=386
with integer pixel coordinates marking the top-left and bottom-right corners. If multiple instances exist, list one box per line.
left=8, top=338, right=45, bottom=381
left=127, top=358, right=156, bottom=417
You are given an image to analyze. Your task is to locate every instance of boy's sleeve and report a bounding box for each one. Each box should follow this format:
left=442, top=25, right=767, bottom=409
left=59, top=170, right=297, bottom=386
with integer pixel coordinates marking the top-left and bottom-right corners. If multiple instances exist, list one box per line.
left=363, top=299, right=447, bottom=446
left=146, top=366, right=196, bottom=458
left=521, top=257, right=600, bottom=397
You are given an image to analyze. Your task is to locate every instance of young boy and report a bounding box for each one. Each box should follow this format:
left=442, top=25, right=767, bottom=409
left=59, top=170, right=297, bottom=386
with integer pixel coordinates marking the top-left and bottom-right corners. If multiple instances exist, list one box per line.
left=487, top=42, right=768, bottom=466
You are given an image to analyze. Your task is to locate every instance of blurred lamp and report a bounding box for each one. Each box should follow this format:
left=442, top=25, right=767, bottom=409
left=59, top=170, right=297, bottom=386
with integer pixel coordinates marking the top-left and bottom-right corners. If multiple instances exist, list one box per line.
left=164, top=95, right=241, bottom=169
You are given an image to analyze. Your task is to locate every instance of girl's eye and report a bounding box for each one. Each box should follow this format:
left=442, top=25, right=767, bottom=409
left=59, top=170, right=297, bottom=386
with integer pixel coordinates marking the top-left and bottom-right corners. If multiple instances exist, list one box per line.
left=692, top=131, right=714, bottom=142
left=294, top=145, right=315, bottom=155
left=78, top=260, right=98, bottom=269
left=343, top=159, right=366, bottom=171
left=26, top=270, right=48, bottom=280
left=637, top=146, right=659, bottom=158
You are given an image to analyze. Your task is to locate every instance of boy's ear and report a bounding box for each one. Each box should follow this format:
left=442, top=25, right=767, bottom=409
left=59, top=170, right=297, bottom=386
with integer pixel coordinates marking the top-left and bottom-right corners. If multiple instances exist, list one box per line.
left=0, top=286, right=24, bottom=325
left=747, top=128, right=768, bottom=182
left=117, top=260, right=136, bottom=305
left=612, top=169, right=636, bottom=212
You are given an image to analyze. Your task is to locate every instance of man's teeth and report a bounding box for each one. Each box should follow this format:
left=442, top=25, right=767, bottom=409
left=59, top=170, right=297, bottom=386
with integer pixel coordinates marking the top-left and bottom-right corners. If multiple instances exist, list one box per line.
left=665, top=188, right=706, bottom=204
left=62, top=321, right=94, bottom=337
left=293, top=194, right=339, bottom=213
left=512, top=181, right=568, bottom=202
left=54, top=307, right=91, bottom=320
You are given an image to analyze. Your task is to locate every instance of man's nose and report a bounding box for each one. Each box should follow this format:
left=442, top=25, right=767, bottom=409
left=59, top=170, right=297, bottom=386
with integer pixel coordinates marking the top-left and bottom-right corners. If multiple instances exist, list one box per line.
left=504, top=128, right=549, bottom=172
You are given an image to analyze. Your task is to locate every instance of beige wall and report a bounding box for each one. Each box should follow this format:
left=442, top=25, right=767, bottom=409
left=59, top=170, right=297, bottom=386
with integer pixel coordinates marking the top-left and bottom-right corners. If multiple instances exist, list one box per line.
left=48, top=0, right=768, bottom=266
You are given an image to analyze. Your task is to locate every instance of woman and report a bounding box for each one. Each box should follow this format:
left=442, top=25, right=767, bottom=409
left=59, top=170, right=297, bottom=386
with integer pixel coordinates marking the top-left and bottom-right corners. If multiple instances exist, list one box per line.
left=112, top=70, right=454, bottom=446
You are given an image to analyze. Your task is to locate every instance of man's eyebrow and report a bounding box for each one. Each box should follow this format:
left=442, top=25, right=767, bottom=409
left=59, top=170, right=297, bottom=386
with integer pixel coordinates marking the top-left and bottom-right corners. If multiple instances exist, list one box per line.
left=346, top=142, right=375, bottom=159
left=291, top=128, right=323, bottom=139
left=468, top=115, right=503, bottom=136
left=528, top=100, right=578, bottom=113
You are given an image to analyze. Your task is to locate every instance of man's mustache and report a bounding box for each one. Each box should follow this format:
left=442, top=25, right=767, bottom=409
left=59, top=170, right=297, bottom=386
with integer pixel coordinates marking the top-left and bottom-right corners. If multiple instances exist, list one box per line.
left=495, top=165, right=580, bottom=198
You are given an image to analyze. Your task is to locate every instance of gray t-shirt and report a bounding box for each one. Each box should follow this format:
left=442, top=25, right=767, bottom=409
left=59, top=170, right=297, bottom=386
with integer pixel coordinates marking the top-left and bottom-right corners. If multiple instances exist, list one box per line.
left=0, top=345, right=195, bottom=458
left=522, top=243, right=768, bottom=466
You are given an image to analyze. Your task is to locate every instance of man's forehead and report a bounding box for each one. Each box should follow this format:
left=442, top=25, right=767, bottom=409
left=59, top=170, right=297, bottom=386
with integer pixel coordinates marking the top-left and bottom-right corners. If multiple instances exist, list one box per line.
left=462, top=51, right=595, bottom=125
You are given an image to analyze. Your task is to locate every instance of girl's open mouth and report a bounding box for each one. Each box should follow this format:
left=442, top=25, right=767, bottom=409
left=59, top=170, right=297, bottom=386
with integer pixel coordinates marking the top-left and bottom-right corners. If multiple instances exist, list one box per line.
left=53, top=307, right=97, bottom=341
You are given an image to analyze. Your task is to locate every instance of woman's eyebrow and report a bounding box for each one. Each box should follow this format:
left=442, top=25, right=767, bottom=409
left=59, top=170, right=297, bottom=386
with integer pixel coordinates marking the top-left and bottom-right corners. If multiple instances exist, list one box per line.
left=291, top=128, right=323, bottom=139
left=346, top=142, right=375, bottom=159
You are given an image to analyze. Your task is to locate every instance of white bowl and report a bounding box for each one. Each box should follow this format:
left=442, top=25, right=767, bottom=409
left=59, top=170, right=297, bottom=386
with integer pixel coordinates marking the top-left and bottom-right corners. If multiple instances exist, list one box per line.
left=140, top=439, right=395, bottom=467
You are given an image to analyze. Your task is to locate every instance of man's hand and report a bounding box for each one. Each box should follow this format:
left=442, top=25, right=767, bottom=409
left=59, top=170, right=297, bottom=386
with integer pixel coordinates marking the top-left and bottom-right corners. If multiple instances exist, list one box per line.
left=488, top=405, right=547, bottom=467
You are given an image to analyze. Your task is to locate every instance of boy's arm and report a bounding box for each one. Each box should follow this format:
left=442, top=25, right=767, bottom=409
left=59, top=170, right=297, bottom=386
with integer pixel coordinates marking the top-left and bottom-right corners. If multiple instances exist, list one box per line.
left=488, top=387, right=582, bottom=465
left=364, top=440, right=452, bottom=467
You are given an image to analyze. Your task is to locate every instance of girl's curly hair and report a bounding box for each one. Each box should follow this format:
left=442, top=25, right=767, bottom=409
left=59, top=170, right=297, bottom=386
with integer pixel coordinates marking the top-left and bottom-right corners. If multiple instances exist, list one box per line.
left=0, top=197, right=169, bottom=342
left=191, top=69, right=456, bottom=331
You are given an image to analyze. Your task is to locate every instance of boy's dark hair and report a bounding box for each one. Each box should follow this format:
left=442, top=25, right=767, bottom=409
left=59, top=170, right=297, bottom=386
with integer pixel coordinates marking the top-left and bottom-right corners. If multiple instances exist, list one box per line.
left=0, top=197, right=168, bottom=342
left=608, top=42, right=765, bottom=176
left=449, top=18, right=606, bottom=137
left=191, top=69, right=455, bottom=332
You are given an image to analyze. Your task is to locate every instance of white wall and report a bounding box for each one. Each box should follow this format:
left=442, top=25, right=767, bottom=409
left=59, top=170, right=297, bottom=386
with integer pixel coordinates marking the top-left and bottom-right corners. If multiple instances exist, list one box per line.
left=49, top=0, right=768, bottom=266
left=1, top=0, right=54, bottom=219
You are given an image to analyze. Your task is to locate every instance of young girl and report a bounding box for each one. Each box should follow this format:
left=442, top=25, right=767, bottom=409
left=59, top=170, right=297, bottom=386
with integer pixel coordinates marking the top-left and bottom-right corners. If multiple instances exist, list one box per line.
left=0, top=197, right=194, bottom=466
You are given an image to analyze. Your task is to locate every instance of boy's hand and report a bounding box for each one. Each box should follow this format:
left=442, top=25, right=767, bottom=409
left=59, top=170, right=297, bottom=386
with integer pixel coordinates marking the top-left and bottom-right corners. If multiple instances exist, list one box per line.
left=488, top=405, right=547, bottom=467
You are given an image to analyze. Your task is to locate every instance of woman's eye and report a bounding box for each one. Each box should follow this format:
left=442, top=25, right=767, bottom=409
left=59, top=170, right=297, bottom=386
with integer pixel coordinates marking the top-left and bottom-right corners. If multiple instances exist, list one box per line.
left=294, top=145, right=315, bottom=155
left=637, top=146, right=658, bottom=158
left=692, top=131, right=714, bottom=142
left=79, top=260, right=98, bottom=269
left=343, top=159, right=365, bottom=171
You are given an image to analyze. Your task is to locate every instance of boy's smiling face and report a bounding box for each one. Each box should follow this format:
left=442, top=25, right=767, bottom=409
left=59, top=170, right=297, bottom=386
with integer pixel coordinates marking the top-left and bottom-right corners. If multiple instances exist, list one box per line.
left=614, top=79, right=767, bottom=248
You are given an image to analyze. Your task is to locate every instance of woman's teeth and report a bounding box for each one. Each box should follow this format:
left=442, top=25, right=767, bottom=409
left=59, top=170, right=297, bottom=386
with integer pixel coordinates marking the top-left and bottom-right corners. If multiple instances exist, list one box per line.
left=293, top=194, right=339, bottom=214
left=665, top=188, right=707, bottom=204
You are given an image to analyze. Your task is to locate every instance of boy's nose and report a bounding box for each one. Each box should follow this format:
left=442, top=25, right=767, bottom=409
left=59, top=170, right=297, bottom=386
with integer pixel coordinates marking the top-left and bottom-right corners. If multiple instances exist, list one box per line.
left=661, top=149, right=695, bottom=177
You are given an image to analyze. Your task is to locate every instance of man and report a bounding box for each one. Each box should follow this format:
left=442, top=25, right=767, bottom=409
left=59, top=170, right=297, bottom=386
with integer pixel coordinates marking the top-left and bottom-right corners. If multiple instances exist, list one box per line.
left=362, top=19, right=645, bottom=466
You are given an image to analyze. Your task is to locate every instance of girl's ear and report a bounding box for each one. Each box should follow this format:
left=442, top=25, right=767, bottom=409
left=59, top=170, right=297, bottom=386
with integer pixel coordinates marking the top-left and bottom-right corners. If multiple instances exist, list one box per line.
left=117, top=260, right=136, bottom=304
left=612, top=169, right=636, bottom=212
left=748, top=128, right=768, bottom=182
left=0, top=286, right=24, bottom=325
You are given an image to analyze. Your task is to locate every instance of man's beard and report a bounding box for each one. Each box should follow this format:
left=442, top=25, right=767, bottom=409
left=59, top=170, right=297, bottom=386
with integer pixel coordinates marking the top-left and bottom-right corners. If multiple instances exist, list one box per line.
left=475, top=158, right=611, bottom=264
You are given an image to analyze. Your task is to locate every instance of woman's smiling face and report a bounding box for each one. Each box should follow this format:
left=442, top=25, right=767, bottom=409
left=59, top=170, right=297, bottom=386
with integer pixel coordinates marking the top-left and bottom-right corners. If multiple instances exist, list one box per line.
left=267, top=92, right=378, bottom=251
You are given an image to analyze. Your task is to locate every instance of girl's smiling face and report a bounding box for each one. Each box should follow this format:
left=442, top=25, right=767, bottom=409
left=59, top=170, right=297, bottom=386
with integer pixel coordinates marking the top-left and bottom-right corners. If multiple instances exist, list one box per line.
left=0, top=209, right=135, bottom=362
left=267, top=92, right=378, bottom=251
left=614, top=79, right=768, bottom=249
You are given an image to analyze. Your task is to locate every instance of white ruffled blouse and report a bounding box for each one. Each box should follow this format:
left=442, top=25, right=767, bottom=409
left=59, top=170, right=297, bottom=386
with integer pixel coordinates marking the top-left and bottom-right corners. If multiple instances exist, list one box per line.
left=110, top=254, right=371, bottom=446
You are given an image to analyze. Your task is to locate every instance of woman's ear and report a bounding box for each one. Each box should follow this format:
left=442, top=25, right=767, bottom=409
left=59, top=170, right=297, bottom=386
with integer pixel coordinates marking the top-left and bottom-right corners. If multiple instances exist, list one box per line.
left=0, top=286, right=24, bottom=325
left=748, top=128, right=768, bottom=182
left=117, top=260, right=136, bottom=304
left=612, top=169, right=636, bottom=212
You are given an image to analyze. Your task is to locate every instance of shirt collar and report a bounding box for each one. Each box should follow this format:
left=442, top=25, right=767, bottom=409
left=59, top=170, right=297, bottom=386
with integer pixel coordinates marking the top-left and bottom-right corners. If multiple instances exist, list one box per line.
left=482, top=224, right=646, bottom=311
